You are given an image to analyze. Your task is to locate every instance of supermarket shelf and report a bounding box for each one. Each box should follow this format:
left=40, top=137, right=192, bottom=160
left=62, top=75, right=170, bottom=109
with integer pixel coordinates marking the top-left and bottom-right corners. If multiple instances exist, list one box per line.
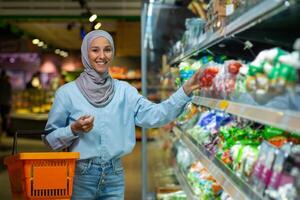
left=173, top=164, right=197, bottom=200
left=11, top=112, right=48, bottom=121
left=192, top=96, right=300, bottom=134
left=169, top=0, right=287, bottom=65
left=173, top=126, right=264, bottom=200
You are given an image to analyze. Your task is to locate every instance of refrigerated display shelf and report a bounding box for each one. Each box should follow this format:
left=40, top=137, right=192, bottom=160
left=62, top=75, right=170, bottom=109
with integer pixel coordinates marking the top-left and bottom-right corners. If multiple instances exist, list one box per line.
left=172, top=126, right=264, bottom=200
left=169, top=0, right=288, bottom=66
left=192, top=96, right=300, bottom=134
left=173, top=164, right=197, bottom=200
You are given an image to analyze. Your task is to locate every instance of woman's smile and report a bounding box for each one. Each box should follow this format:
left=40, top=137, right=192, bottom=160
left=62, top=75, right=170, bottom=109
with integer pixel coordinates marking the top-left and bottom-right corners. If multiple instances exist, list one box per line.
left=88, top=37, right=113, bottom=74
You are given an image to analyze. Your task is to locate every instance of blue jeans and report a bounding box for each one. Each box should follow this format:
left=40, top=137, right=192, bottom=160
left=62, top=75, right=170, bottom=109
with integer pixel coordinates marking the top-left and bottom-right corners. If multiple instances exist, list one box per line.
left=71, top=157, right=125, bottom=200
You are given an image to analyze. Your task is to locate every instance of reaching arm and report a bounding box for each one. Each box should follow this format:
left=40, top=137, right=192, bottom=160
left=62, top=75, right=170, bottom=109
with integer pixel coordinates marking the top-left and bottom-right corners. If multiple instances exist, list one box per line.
left=133, top=69, right=201, bottom=128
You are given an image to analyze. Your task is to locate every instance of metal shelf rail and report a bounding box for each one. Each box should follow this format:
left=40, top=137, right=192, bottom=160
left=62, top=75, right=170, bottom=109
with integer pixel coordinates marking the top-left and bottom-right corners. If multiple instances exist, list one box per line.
left=169, top=0, right=288, bottom=66
left=173, top=126, right=264, bottom=200
left=192, top=96, right=300, bottom=134
left=173, top=163, right=197, bottom=200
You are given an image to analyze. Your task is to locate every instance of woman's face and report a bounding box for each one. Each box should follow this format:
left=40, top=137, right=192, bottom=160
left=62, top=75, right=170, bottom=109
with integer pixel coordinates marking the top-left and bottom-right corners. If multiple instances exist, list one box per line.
left=88, top=37, right=113, bottom=74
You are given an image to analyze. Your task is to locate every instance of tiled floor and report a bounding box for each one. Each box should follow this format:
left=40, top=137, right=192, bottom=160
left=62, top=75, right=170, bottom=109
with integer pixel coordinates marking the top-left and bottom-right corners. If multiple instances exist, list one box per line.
left=0, top=134, right=165, bottom=200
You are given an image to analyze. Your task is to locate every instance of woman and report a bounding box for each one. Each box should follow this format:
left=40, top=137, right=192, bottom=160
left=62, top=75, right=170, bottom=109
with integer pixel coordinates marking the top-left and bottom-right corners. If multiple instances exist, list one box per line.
left=44, top=30, right=201, bottom=200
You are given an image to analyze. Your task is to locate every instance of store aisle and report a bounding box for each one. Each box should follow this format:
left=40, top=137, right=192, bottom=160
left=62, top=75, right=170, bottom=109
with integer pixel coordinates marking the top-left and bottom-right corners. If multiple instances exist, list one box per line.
left=0, top=134, right=162, bottom=200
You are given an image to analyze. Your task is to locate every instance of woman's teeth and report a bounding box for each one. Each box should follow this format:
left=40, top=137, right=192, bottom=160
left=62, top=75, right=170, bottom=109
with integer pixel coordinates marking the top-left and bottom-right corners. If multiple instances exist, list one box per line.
left=96, top=61, right=106, bottom=64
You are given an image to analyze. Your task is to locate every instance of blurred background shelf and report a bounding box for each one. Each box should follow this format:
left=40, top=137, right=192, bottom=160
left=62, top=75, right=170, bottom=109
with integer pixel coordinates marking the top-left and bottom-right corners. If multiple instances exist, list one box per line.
left=11, top=112, right=48, bottom=121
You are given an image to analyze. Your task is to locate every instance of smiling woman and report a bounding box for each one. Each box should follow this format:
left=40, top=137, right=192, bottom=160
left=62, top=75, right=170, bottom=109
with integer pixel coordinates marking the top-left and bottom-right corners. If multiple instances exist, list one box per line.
left=43, top=29, right=201, bottom=200
left=75, top=30, right=116, bottom=107
left=88, top=37, right=113, bottom=74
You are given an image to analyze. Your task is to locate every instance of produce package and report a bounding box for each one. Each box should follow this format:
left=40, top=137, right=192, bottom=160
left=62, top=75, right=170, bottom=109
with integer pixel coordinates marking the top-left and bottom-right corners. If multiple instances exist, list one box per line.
left=245, top=48, right=299, bottom=104
left=187, top=161, right=224, bottom=199
left=175, top=141, right=195, bottom=170
left=188, top=110, right=233, bottom=154
left=184, top=18, right=206, bottom=49
left=217, top=126, right=260, bottom=170
left=264, top=143, right=300, bottom=200
left=287, top=132, right=300, bottom=144
left=157, top=190, right=187, bottom=200
left=230, top=64, right=249, bottom=101
left=251, top=141, right=277, bottom=195
left=178, top=60, right=201, bottom=87
left=264, top=144, right=292, bottom=198
left=199, top=62, right=221, bottom=97
left=261, top=126, right=288, bottom=148
left=199, top=63, right=220, bottom=87
left=224, top=60, right=243, bottom=98
left=230, top=144, right=259, bottom=179
left=177, top=103, right=199, bottom=126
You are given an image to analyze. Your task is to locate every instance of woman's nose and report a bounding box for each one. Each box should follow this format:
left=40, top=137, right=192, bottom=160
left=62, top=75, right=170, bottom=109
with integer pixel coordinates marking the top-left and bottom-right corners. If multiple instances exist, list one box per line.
left=98, top=50, right=105, bottom=59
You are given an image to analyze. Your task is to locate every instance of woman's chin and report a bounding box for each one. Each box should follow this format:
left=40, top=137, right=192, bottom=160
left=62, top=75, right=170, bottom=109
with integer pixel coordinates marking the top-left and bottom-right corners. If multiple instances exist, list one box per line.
left=94, top=67, right=108, bottom=74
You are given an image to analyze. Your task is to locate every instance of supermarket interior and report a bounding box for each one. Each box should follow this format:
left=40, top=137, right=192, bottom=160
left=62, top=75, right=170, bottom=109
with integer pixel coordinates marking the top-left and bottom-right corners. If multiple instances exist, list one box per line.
left=0, top=0, right=300, bottom=200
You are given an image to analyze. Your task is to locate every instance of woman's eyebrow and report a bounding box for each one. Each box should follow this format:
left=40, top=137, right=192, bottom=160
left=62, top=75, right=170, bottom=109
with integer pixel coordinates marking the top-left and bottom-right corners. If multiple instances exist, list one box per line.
left=90, top=45, right=111, bottom=48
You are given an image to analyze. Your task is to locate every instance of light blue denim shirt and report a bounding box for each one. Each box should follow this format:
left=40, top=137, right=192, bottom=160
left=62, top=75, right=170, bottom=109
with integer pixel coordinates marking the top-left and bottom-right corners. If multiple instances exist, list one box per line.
left=45, top=80, right=191, bottom=160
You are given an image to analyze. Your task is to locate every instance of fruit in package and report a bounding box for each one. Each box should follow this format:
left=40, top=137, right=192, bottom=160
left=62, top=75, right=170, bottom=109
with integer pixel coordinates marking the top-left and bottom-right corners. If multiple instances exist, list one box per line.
left=199, top=66, right=220, bottom=87
left=228, top=61, right=242, bottom=75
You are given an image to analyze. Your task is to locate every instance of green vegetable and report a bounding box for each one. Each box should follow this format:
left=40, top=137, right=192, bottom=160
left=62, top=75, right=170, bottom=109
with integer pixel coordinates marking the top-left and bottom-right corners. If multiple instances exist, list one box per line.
left=262, top=126, right=284, bottom=139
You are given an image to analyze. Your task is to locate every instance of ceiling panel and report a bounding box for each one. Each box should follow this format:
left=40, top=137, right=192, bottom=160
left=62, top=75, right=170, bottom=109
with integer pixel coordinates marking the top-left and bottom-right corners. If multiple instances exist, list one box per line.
left=0, top=0, right=141, bottom=17
left=11, top=20, right=118, bottom=50
left=0, top=0, right=141, bottom=51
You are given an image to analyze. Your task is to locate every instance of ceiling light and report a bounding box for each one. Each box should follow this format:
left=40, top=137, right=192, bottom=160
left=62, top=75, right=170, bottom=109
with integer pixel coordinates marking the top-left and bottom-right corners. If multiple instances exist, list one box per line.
left=59, top=51, right=65, bottom=56
left=37, top=41, right=44, bottom=47
left=285, top=1, right=290, bottom=7
left=55, top=49, right=61, bottom=54
left=32, top=39, right=39, bottom=45
left=94, top=22, right=102, bottom=30
left=31, top=77, right=40, bottom=87
left=60, top=51, right=69, bottom=57
left=89, top=14, right=97, bottom=22
left=9, top=57, right=16, bottom=63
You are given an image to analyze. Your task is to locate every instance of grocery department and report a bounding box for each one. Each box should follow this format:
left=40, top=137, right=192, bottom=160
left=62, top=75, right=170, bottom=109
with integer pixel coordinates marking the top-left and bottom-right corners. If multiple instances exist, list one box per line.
left=0, top=0, right=299, bottom=200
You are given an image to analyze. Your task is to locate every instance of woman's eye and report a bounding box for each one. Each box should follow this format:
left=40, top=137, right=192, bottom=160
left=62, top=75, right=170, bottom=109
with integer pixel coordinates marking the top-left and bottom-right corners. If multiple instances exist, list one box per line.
left=104, top=48, right=112, bottom=53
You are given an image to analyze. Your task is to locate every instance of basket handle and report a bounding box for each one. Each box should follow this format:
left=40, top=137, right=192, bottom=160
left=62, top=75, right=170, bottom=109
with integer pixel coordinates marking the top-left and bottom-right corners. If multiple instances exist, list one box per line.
left=12, top=130, right=47, bottom=155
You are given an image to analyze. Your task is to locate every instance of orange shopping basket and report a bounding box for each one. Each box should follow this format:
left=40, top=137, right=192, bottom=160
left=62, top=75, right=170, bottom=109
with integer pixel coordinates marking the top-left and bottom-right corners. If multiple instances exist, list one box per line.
left=4, top=130, right=80, bottom=200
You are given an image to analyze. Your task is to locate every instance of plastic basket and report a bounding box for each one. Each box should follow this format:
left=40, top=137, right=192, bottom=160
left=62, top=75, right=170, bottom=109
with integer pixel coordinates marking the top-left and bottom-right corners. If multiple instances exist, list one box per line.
left=4, top=130, right=80, bottom=200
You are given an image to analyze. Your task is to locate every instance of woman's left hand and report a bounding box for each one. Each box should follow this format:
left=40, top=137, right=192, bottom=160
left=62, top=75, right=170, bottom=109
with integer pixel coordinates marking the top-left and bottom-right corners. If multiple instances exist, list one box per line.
left=183, top=69, right=201, bottom=96
left=71, top=115, right=94, bottom=134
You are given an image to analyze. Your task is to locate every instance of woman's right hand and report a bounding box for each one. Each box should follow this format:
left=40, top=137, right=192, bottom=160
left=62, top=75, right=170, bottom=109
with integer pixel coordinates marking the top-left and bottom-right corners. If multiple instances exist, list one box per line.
left=71, top=115, right=94, bottom=135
